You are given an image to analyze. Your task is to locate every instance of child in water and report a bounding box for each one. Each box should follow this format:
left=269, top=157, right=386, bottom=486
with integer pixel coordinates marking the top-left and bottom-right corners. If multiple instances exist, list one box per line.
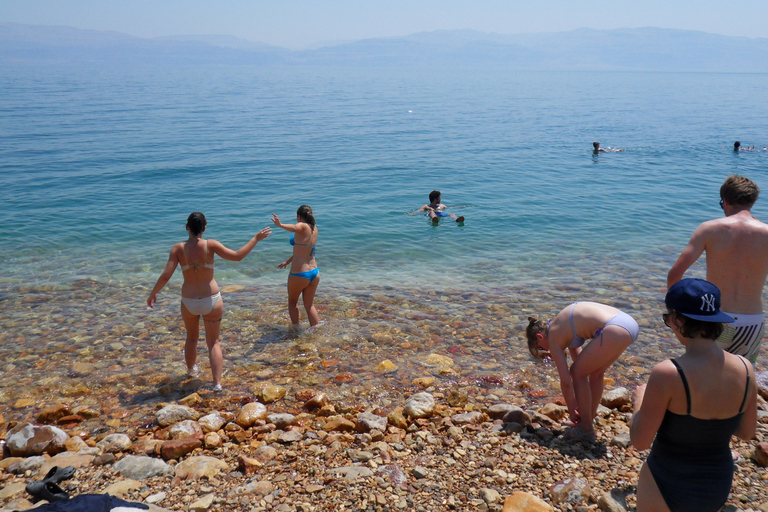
left=418, top=190, right=465, bottom=224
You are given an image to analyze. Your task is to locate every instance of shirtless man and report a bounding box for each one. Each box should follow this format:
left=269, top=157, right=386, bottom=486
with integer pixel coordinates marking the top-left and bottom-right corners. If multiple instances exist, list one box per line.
left=418, top=190, right=465, bottom=224
left=668, top=175, right=768, bottom=362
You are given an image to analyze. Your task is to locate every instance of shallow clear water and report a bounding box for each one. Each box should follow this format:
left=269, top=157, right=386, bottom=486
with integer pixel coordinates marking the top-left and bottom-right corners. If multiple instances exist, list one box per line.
left=1, top=65, right=767, bottom=411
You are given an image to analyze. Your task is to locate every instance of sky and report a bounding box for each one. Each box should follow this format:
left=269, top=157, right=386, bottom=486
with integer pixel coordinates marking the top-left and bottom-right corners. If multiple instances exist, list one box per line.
left=1, top=1, right=767, bottom=49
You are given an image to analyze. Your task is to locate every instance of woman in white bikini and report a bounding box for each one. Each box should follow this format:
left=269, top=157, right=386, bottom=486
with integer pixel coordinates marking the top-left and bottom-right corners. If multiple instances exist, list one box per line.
left=526, top=301, right=640, bottom=441
left=147, top=212, right=271, bottom=390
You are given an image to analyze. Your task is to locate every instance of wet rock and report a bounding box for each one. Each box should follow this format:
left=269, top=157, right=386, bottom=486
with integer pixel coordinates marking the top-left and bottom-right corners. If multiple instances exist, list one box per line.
left=168, top=419, right=203, bottom=440
left=751, top=442, right=768, bottom=467
left=304, top=393, right=329, bottom=410
left=114, top=455, right=173, bottom=480
left=356, top=411, right=388, bottom=432
left=601, top=387, right=631, bottom=409
left=413, top=377, right=435, bottom=388
left=174, top=455, right=229, bottom=480
left=156, top=404, right=200, bottom=427
left=268, top=413, right=296, bottom=429
left=160, top=438, right=202, bottom=460
left=598, top=488, right=628, bottom=512
left=549, top=477, right=592, bottom=505
left=503, top=491, right=553, bottom=511
left=447, top=391, right=468, bottom=407
left=424, top=353, right=454, bottom=368
left=198, top=412, right=227, bottom=433
left=37, top=404, right=71, bottom=424
left=451, top=411, right=484, bottom=425
left=374, top=360, right=398, bottom=374
left=178, top=393, right=203, bottom=407
left=324, top=415, right=356, bottom=432
left=259, top=384, right=288, bottom=404
left=328, top=465, right=374, bottom=481
left=6, top=423, right=69, bottom=456
left=387, top=408, right=408, bottom=429
left=96, top=433, right=132, bottom=453
left=404, top=393, right=435, bottom=419
left=236, top=402, right=268, bottom=428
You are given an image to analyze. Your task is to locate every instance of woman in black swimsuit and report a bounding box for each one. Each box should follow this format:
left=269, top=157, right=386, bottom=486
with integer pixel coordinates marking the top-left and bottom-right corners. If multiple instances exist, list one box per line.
left=631, top=279, right=757, bottom=512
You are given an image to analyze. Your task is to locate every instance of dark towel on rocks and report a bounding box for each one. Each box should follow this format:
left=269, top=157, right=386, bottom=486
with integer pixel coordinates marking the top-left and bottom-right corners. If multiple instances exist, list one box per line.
left=15, top=494, right=149, bottom=512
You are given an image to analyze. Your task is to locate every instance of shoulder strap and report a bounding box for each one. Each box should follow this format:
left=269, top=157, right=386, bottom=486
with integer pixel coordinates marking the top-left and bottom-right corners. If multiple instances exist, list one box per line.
left=670, top=359, right=691, bottom=415
left=737, top=356, right=751, bottom=414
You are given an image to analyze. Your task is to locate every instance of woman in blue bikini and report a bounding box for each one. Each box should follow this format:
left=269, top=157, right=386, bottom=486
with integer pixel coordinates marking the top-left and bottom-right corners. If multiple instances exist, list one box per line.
left=147, top=212, right=272, bottom=390
left=526, top=301, right=640, bottom=441
left=272, top=205, right=320, bottom=327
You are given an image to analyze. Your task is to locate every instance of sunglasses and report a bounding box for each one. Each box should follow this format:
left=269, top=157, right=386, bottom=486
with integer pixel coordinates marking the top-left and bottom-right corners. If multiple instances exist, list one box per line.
left=719, top=199, right=724, bottom=209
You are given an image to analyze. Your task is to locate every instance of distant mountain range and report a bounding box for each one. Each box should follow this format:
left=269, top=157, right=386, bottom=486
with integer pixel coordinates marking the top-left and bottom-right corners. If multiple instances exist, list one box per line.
left=2, top=23, right=768, bottom=72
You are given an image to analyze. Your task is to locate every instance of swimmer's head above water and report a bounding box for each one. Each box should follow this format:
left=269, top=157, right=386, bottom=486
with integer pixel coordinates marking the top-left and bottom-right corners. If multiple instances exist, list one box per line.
left=525, top=315, right=550, bottom=359
left=297, top=204, right=316, bottom=231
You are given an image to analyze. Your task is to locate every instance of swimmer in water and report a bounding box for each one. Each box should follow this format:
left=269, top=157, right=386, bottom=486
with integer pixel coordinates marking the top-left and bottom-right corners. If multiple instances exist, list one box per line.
left=418, top=190, right=465, bottom=224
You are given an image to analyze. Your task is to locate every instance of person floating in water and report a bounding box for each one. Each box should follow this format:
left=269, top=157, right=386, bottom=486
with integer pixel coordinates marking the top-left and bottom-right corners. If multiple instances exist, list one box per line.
left=734, top=141, right=756, bottom=151
left=593, top=141, right=623, bottom=153
left=418, top=190, right=464, bottom=224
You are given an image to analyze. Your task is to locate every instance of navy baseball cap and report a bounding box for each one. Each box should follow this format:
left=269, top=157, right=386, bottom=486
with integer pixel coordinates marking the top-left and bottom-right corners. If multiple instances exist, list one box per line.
left=665, top=278, right=735, bottom=323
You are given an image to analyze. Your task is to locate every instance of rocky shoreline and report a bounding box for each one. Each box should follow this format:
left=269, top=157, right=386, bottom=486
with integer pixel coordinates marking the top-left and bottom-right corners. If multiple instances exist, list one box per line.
left=1, top=376, right=767, bottom=512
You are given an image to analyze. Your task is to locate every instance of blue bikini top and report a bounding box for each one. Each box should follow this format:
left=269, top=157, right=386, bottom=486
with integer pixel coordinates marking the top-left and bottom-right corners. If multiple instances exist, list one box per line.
left=289, top=233, right=316, bottom=257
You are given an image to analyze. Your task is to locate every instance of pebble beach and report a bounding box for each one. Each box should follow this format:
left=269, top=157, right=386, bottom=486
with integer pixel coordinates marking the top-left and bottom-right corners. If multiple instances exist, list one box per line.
left=1, top=278, right=767, bottom=512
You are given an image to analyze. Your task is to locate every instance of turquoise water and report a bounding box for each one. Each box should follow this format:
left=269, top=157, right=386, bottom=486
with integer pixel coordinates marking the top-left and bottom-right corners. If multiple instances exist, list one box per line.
left=3, top=66, right=767, bottom=291
left=1, top=65, right=768, bottom=400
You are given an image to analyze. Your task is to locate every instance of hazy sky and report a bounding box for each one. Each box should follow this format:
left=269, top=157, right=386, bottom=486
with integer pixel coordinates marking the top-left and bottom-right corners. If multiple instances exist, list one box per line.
left=2, top=1, right=767, bottom=49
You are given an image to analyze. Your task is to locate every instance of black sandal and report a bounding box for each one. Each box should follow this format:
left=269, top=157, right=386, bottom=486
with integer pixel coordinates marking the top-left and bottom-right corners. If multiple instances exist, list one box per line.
left=25, top=466, right=75, bottom=502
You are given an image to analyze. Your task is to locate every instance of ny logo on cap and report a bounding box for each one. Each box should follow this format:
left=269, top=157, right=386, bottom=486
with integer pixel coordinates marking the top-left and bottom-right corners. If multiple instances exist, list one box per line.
left=700, top=293, right=716, bottom=312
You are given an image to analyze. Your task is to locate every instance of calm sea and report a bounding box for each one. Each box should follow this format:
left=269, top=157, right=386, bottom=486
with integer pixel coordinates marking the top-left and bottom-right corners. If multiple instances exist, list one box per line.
left=1, top=64, right=767, bottom=397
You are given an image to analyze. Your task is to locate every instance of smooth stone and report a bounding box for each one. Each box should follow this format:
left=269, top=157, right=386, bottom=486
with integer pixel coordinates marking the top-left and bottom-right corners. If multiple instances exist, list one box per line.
left=39, top=453, right=95, bottom=476
left=452, top=411, right=484, bottom=425
left=237, top=454, right=263, bottom=476
left=156, top=404, right=200, bottom=427
left=502, top=409, right=530, bottom=425
left=481, top=488, right=502, bottom=504
left=267, top=413, right=297, bottom=429
left=189, top=494, right=215, bottom=511
left=236, top=402, right=268, bottom=428
left=323, top=416, right=356, bottom=432
left=96, top=433, right=132, bottom=453
left=252, top=445, right=278, bottom=464
left=277, top=430, right=302, bottom=443
left=37, top=404, right=72, bottom=424
left=0, top=483, right=26, bottom=500
left=204, top=432, right=222, bottom=449
left=610, top=433, right=632, bottom=448
left=597, top=488, right=628, bottom=512
left=424, top=353, right=454, bottom=368
left=538, top=403, right=568, bottom=422
left=178, top=393, right=203, bottom=407
left=601, top=387, right=631, bottom=409
left=260, top=384, right=287, bottom=404
left=374, top=360, right=398, bottom=374
left=198, top=412, right=227, bottom=433
left=549, top=478, right=593, bottom=505
left=168, top=419, right=203, bottom=440
left=412, top=377, right=435, bottom=388
left=14, top=456, right=46, bottom=473
left=160, top=438, right=203, bottom=460
left=356, top=412, right=388, bottom=433
left=113, top=455, right=173, bottom=480
left=6, top=423, right=69, bottom=456
left=413, top=466, right=428, bottom=479
left=146, top=492, right=167, bottom=504
left=103, top=478, right=141, bottom=496
left=328, top=465, right=374, bottom=481
left=751, top=442, right=768, bottom=467
left=174, top=456, right=229, bottom=480
left=404, top=393, right=435, bottom=419
left=488, top=404, right=521, bottom=419
left=503, top=492, right=554, bottom=512
left=387, top=409, right=408, bottom=429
